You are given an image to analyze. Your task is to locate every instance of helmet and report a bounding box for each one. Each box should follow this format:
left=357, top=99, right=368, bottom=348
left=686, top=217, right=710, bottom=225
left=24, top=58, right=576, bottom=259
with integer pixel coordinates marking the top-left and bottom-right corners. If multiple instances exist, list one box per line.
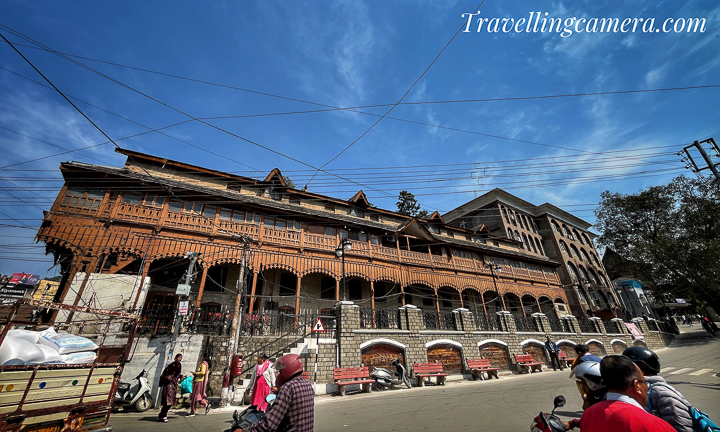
left=623, top=346, right=660, bottom=374
left=569, top=361, right=604, bottom=391
left=274, top=354, right=303, bottom=387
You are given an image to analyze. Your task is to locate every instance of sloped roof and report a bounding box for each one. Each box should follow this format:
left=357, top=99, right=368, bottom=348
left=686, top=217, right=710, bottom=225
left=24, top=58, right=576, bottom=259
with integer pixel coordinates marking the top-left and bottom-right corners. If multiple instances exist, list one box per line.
left=348, top=190, right=370, bottom=207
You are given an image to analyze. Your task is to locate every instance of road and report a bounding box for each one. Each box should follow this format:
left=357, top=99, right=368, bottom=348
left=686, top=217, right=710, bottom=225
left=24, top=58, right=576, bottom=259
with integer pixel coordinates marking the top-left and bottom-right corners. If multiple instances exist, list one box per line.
left=108, top=325, right=720, bottom=432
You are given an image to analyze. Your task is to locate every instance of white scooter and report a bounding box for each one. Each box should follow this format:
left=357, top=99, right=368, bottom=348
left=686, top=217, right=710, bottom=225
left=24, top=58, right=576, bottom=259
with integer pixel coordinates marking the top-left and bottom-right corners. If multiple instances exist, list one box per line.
left=370, top=356, right=412, bottom=390
left=114, top=369, right=153, bottom=412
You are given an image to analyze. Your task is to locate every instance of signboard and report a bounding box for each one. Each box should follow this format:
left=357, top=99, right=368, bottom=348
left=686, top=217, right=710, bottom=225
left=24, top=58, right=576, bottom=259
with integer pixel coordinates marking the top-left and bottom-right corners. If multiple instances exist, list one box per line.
left=0, top=283, right=29, bottom=298
left=176, top=284, right=191, bottom=296
left=311, top=318, right=326, bottom=332
left=178, top=300, right=189, bottom=316
left=625, top=322, right=644, bottom=340
left=9, top=273, right=41, bottom=285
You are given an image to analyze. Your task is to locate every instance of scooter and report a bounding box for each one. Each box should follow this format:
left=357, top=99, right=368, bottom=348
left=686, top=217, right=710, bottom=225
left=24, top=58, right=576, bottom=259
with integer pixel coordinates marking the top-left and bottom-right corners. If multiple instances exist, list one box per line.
left=114, top=369, right=153, bottom=412
left=224, top=394, right=276, bottom=432
left=370, top=356, right=412, bottom=390
left=530, top=395, right=567, bottom=432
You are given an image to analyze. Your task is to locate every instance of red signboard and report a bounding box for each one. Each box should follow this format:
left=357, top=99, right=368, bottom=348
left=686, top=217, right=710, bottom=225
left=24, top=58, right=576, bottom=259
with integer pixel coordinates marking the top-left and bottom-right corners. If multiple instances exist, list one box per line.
left=9, top=273, right=41, bottom=285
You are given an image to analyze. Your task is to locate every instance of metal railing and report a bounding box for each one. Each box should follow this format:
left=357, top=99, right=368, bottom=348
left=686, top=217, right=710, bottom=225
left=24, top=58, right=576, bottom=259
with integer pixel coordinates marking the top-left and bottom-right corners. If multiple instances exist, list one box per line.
left=439, top=310, right=456, bottom=330
left=359, top=307, right=400, bottom=329
left=475, top=313, right=502, bottom=331
left=514, top=315, right=539, bottom=332
left=547, top=317, right=571, bottom=333
left=191, top=311, right=232, bottom=335
left=240, top=312, right=317, bottom=337
left=577, top=319, right=598, bottom=333
left=605, top=320, right=623, bottom=334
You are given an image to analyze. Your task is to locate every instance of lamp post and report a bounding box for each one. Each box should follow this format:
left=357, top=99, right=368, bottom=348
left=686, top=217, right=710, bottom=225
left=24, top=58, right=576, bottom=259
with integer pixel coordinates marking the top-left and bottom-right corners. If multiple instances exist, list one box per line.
left=486, top=262, right=505, bottom=311
left=335, top=237, right=352, bottom=301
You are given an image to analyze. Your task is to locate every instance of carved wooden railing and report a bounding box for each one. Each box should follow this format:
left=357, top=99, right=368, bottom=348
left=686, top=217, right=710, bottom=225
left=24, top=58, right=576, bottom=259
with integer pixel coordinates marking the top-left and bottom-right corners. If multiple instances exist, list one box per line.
left=399, top=249, right=432, bottom=266
left=114, top=203, right=162, bottom=225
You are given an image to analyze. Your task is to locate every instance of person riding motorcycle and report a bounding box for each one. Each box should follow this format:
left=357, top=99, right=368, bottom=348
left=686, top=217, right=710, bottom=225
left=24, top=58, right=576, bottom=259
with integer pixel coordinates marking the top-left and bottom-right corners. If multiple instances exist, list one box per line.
left=238, top=354, right=314, bottom=432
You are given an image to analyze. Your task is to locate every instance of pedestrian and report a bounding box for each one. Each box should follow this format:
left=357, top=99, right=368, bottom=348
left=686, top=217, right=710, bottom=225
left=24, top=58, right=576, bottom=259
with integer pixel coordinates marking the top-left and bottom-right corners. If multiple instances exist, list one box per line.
left=643, top=313, right=649, bottom=322
left=188, top=355, right=210, bottom=417
left=158, top=353, right=183, bottom=423
left=239, top=354, right=314, bottom=432
left=579, top=355, right=675, bottom=432
left=544, top=336, right=564, bottom=371
left=700, top=317, right=716, bottom=336
left=571, top=344, right=603, bottom=410
left=686, top=316, right=693, bottom=327
left=623, top=346, right=693, bottom=432
left=245, top=353, right=276, bottom=411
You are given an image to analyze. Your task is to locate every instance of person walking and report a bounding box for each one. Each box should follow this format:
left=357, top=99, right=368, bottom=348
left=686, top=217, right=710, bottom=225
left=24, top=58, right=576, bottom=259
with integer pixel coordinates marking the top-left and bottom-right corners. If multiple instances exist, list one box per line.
left=571, top=344, right=603, bottom=410
left=623, top=346, right=693, bottom=432
left=245, top=353, right=276, bottom=411
left=189, top=355, right=210, bottom=417
left=158, top=353, right=183, bottom=423
left=545, top=336, right=564, bottom=371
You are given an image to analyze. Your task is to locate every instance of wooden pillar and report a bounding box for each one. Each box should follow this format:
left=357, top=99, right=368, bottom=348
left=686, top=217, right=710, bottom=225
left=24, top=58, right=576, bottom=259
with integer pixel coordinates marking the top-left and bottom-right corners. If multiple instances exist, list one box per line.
left=55, top=259, right=83, bottom=305
left=536, top=297, right=542, bottom=314
left=248, top=271, right=259, bottom=313
left=520, top=297, right=527, bottom=317
left=500, top=293, right=507, bottom=311
left=400, top=284, right=406, bottom=306
left=459, top=289, right=464, bottom=308
left=481, top=291, right=488, bottom=316
left=295, top=275, right=302, bottom=315
left=370, top=281, right=375, bottom=328
left=65, top=257, right=100, bottom=323
left=195, top=265, right=209, bottom=306
left=335, top=279, right=340, bottom=302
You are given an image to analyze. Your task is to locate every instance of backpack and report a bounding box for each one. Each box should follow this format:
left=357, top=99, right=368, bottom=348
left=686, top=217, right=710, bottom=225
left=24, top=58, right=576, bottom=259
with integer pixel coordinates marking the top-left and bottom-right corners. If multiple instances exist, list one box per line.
left=648, top=382, right=720, bottom=432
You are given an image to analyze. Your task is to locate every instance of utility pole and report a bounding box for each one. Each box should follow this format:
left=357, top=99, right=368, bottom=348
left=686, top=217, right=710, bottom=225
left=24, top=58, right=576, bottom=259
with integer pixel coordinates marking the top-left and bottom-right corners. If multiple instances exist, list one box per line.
left=680, top=138, right=719, bottom=182
left=230, top=237, right=251, bottom=358
left=168, top=251, right=199, bottom=358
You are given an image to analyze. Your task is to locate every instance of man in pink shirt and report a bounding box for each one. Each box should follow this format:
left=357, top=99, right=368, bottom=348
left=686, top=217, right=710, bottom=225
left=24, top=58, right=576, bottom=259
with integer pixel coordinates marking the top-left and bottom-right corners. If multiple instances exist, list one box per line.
left=580, top=355, right=675, bottom=432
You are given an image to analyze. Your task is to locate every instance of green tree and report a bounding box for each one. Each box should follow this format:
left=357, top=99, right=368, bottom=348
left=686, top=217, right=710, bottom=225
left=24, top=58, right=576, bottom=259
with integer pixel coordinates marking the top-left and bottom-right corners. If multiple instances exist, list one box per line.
left=594, top=175, right=720, bottom=312
left=282, top=175, right=296, bottom=189
left=396, top=190, right=428, bottom=218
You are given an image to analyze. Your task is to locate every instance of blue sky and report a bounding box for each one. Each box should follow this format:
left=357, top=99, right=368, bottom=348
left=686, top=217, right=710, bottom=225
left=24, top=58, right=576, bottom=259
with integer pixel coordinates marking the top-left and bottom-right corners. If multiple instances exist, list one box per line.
left=1, top=0, right=718, bottom=277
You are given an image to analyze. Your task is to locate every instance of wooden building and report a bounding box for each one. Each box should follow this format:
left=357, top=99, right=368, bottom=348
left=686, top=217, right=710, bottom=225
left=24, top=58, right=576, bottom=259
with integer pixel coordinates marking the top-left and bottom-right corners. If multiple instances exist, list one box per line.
left=37, top=149, right=568, bottom=333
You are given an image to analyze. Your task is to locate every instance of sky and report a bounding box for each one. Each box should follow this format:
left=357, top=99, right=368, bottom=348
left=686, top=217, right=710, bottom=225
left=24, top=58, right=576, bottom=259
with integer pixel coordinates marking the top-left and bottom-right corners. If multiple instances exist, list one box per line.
left=1, top=0, right=719, bottom=277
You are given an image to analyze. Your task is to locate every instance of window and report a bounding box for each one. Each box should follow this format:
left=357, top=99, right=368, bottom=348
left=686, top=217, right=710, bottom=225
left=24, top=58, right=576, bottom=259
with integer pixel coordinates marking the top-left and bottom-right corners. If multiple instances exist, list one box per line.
left=562, top=226, right=573, bottom=239
left=325, top=226, right=337, bottom=237
left=370, top=235, right=379, bottom=245
left=521, top=215, right=529, bottom=230
left=507, top=228, right=513, bottom=239
left=578, top=266, right=590, bottom=282
left=264, top=217, right=287, bottom=230
left=202, top=205, right=217, bottom=218
left=370, top=214, right=379, bottom=222
left=168, top=200, right=183, bottom=212
left=559, top=241, right=569, bottom=254
left=350, top=206, right=364, bottom=218
left=598, top=274, right=608, bottom=286
left=308, top=225, right=324, bottom=235
left=429, top=224, right=440, bottom=234
left=219, top=207, right=245, bottom=222
left=122, top=193, right=143, bottom=205
left=339, top=229, right=347, bottom=239
left=531, top=220, right=538, bottom=233
left=522, top=233, right=531, bottom=251
left=184, top=202, right=202, bottom=214
left=580, top=249, right=590, bottom=262
left=566, top=263, right=579, bottom=282
left=590, top=252, right=600, bottom=266
left=324, top=204, right=335, bottom=212
left=535, top=238, right=544, bottom=256
left=287, top=220, right=301, bottom=231
left=359, top=232, right=367, bottom=242
left=514, top=230, right=521, bottom=242
left=501, top=207, right=509, bottom=222
left=569, top=244, right=580, bottom=259
left=551, top=220, right=560, bottom=233
left=246, top=212, right=261, bottom=224
left=63, top=188, right=106, bottom=210
left=583, top=233, right=592, bottom=248
left=264, top=188, right=281, bottom=200
left=573, top=229, right=582, bottom=243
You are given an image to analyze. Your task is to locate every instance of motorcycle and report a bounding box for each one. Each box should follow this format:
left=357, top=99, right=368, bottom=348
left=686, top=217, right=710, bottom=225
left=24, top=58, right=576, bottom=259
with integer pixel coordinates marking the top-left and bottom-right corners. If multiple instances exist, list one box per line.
left=370, top=356, right=412, bottom=390
left=531, top=395, right=568, bottom=432
left=224, top=394, right=276, bottom=432
left=114, top=369, right=153, bottom=412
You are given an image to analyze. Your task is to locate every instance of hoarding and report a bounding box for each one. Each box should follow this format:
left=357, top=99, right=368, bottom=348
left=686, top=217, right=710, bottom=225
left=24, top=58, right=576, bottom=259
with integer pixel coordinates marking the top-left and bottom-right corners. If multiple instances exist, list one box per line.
left=9, top=273, right=41, bottom=285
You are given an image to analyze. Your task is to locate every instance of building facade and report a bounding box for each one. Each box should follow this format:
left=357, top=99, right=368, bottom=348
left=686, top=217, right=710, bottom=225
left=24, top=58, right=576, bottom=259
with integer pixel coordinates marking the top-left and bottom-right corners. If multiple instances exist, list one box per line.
left=442, top=189, right=620, bottom=319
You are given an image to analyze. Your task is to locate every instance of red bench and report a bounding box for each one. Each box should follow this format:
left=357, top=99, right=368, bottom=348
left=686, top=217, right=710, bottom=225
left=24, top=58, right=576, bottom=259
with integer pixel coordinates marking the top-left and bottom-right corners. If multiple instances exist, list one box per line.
left=558, top=351, right=574, bottom=367
left=514, top=354, right=543, bottom=374
left=466, top=358, right=500, bottom=380
left=413, top=362, right=448, bottom=387
left=333, top=367, right=374, bottom=396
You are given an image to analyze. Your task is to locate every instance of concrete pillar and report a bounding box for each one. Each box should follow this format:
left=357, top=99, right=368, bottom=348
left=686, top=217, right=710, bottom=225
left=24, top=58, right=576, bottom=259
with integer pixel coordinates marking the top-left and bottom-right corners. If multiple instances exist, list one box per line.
left=531, top=312, right=549, bottom=333
left=589, top=317, right=606, bottom=335
left=453, top=308, right=473, bottom=332
left=610, top=318, right=627, bottom=334
left=497, top=311, right=515, bottom=333
left=337, top=301, right=359, bottom=367
left=399, top=304, right=423, bottom=332
left=562, top=315, right=580, bottom=335
left=632, top=318, right=650, bottom=334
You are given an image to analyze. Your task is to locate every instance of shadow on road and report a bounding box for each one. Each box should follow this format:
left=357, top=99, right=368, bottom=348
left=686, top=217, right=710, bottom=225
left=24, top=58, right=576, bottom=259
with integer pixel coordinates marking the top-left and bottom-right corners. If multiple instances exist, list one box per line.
left=669, top=328, right=719, bottom=348
left=554, top=409, right=584, bottom=417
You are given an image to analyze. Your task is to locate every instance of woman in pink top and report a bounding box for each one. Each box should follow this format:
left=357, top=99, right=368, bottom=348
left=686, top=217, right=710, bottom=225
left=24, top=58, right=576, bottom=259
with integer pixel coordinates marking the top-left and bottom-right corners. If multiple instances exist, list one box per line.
left=247, top=353, right=276, bottom=411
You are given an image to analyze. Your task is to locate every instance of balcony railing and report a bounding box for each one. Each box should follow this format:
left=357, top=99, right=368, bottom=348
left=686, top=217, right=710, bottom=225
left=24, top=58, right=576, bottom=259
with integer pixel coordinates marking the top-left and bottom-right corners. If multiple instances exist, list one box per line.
left=605, top=320, right=623, bottom=334
left=547, top=317, right=572, bottom=333
left=577, top=319, right=598, bottom=333
left=240, top=312, right=318, bottom=337
left=475, top=313, right=502, bottom=331
left=514, top=315, right=539, bottom=332
left=358, top=306, right=400, bottom=329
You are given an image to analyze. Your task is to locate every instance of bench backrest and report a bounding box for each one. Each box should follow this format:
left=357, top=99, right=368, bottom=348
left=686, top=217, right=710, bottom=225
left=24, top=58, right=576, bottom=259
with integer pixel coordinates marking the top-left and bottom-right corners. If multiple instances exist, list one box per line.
left=466, top=358, right=494, bottom=369
left=333, top=367, right=370, bottom=381
left=558, top=351, right=569, bottom=359
left=514, top=354, right=537, bottom=363
left=413, top=362, right=445, bottom=374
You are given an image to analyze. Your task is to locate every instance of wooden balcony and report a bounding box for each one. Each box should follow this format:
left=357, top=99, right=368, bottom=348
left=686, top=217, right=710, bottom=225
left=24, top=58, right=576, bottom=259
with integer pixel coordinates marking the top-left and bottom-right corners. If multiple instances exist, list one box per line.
left=53, top=200, right=557, bottom=283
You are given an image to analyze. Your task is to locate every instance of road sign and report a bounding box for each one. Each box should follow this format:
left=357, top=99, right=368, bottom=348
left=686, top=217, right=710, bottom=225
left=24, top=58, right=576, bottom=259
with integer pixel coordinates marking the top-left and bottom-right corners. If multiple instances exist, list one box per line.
left=311, top=317, right=325, bottom=332
left=179, top=300, right=189, bottom=316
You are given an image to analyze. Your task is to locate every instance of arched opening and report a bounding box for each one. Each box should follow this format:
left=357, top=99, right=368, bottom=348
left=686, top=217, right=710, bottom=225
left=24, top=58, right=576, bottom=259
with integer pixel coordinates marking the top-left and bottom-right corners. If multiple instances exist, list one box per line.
left=437, top=286, right=461, bottom=310
left=483, top=291, right=502, bottom=314
left=361, top=341, right=407, bottom=372
left=586, top=341, right=606, bottom=357
left=298, top=271, right=338, bottom=314
left=534, top=238, right=544, bottom=255
left=557, top=341, right=577, bottom=358
left=522, top=340, right=548, bottom=365
left=522, top=294, right=539, bottom=314
left=478, top=341, right=511, bottom=370
left=373, top=280, right=401, bottom=307
left=612, top=340, right=628, bottom=354
left=427, top=342, right=463, bottom=374
left=538, top=296, right=554, bottom=316
left=404, top=284, right=435, bottom=309
left=503, top=293, right=523, bottom=316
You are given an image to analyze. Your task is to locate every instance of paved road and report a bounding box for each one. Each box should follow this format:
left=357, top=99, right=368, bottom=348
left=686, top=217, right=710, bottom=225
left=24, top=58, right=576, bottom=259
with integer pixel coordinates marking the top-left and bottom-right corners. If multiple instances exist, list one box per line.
left=108, top=326, right=720, bottom=432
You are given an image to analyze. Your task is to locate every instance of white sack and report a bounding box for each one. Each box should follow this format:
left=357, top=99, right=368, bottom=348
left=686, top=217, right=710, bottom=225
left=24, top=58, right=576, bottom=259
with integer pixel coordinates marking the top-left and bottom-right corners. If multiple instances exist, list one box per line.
left=6, top=328, right=56, bottom=344
left=39, top=332, right=98, bottom=355
left=0, top=336, right=47, bottom=365
left=61, top=351, right=97, bottom=364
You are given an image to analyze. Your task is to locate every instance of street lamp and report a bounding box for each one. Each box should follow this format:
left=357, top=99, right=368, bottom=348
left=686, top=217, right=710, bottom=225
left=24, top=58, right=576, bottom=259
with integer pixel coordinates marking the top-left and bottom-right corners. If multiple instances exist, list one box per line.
left=486, top=262, right=505, bottom=311
left=335, top=237, right=352, bottom=302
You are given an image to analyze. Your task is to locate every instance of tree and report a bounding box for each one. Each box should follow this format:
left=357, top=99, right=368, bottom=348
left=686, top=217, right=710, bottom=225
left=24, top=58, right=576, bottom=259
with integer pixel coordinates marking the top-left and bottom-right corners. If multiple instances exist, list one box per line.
left=282, top=176, right=295, bottom=189
left=594, top=175, right=720, bottom=313
left=396, top=190, right=428, bottom=218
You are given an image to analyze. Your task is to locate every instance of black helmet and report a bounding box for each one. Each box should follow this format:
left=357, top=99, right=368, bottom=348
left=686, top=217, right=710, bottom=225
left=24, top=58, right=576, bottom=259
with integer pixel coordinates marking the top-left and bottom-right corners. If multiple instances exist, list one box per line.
left=623, top=346, right=660, bottom=374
